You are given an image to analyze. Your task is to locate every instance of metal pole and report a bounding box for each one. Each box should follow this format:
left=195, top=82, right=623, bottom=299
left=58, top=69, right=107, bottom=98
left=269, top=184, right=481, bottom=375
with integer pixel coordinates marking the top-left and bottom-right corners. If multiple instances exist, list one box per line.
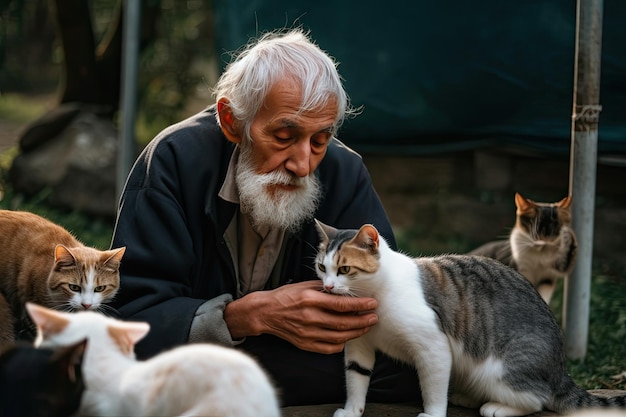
left=117, top=0, right=141, bottom=202
left=564, top=0, right=603, bottom=360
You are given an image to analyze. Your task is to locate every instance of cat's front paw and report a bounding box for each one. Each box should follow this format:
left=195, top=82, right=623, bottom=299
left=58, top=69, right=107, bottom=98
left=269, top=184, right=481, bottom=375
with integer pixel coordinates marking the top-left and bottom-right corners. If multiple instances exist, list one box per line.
left=417, top=413, right=435, bottom=417
left=333, top=408, right=361, bottom=417
left=480, top=402, right=531, bottom=417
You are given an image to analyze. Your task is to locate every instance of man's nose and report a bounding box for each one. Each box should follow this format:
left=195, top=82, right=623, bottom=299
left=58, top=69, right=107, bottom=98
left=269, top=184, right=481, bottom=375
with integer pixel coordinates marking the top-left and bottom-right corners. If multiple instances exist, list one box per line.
left=285, top=139, right=312, bottom=178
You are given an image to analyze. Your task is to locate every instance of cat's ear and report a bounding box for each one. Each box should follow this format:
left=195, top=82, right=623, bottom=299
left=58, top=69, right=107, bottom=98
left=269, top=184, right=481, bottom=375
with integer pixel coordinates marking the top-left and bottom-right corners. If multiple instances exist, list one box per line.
left=314, top=219, right=336, bottom=243
left=107, top=321, right=150, bottom=356
left=353, top=224, right=380, bottom=251
left=104, top=246, right=126, bottom=268
left=515, top=192, right=534, bottom=215
left=54, top=245, right=76, bottom=268
left=26, top=302, right=71, bottom=343
left=557, top=195, right=572, bottom=209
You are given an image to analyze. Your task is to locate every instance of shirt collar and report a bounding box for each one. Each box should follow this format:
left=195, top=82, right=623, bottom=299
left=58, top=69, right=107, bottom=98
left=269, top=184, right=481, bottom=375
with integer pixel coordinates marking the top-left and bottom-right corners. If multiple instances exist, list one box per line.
left=218, top=146, right=240, bottom=204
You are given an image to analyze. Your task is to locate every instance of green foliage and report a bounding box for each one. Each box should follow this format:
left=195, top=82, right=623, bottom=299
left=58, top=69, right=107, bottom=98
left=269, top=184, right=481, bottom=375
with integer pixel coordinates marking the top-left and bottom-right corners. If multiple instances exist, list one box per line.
left=0, top=92, right=52, bottom=123
left=0, top=187, right=114, bottom=250
left=551, top=274, right=626, bottom=390
left=135, top=1, right=216, bottom=145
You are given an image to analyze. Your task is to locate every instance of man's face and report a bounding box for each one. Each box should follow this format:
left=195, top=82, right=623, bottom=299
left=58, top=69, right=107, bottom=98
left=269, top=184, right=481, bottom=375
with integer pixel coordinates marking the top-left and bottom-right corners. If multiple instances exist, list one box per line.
left=235, top=79, right=339, bottom=232
left=247, top=78, right=337, bottom=179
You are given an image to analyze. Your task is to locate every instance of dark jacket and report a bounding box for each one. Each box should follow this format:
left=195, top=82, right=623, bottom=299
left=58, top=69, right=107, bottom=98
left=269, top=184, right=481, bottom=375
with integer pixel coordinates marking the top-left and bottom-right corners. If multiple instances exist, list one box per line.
left=110, top=106, right=396, bottom=358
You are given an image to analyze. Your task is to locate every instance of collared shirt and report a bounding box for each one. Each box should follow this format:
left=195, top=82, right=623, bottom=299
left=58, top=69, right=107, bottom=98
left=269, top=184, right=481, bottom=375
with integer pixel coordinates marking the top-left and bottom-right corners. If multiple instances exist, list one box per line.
left=218, top=147, right=285, bottom=297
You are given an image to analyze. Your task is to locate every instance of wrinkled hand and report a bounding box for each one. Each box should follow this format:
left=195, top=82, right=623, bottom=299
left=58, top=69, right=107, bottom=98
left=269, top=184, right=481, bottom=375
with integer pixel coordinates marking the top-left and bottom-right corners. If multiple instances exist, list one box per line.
left=224, top=281, right=378, bottom=354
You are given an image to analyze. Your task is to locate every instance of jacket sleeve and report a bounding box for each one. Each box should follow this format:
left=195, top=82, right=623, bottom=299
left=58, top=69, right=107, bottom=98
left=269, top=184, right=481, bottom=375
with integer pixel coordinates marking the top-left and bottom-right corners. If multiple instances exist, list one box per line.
left=110, top=117, right=237, bottom=359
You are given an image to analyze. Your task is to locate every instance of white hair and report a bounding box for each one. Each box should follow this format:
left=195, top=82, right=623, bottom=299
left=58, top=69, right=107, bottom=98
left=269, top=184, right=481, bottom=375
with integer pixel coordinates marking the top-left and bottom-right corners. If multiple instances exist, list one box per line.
left=213, top=29, right=358, bottom=141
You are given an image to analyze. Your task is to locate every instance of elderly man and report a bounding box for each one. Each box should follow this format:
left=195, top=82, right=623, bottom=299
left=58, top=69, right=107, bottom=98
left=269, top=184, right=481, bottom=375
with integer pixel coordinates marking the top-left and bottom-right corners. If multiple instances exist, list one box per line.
left=111, top=29, right=418, bottom=406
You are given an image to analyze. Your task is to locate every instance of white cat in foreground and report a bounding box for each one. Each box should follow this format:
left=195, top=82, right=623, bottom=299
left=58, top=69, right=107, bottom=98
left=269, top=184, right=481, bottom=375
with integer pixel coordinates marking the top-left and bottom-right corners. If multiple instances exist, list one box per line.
left=26, top=302, right=281, bottom=417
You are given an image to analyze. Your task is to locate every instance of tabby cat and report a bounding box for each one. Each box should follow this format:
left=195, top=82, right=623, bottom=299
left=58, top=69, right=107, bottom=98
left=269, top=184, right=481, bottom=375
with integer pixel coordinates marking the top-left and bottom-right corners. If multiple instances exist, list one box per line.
left=0, top=210, right=125, bottom=345
left=0, top=339, right=86, bottom=417
left=468, top=192, right=577, bottom=304
left=314, top=220, right=625, bottom=417
left=26, top=303, right=281, bottom=417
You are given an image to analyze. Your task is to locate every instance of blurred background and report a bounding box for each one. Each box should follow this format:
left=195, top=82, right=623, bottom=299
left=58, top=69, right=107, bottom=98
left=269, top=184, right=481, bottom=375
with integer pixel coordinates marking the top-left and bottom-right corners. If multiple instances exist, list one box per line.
left=0, top=0, right=624, bottom=389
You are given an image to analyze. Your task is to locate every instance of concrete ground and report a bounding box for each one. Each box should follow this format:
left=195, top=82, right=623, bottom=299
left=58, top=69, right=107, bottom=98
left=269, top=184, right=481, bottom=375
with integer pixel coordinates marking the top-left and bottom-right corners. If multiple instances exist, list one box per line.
left=282, top=390, right=625, bottom=417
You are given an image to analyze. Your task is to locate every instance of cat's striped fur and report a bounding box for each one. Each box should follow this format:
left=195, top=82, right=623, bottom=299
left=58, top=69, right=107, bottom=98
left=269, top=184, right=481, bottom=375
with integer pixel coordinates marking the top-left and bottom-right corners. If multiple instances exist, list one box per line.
left=314, top=220, right=624, bottom=417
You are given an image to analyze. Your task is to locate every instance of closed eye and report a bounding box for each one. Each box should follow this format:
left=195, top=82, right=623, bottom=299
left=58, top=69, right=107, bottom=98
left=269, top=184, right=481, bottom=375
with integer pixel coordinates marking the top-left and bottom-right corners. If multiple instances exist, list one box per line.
left=275, top=135, right=292, bottom=143
left=338, top=266, right=350, bottom=275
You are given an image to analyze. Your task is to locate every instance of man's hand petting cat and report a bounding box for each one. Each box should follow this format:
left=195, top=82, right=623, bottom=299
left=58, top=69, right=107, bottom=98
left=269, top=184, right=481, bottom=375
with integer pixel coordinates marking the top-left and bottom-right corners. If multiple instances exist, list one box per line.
left=224, top=281, right=378, bottom=354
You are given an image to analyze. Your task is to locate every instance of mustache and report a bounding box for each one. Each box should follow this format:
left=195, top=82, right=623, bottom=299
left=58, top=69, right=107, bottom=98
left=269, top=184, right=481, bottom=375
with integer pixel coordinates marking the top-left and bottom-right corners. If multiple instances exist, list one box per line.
left=255, top=170, right=310, bottom=187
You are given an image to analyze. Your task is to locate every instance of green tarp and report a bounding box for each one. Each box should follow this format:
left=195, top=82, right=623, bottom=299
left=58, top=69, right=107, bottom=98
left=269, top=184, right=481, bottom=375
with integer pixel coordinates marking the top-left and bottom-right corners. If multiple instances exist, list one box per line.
left=213, top=0, right=626, bottom=156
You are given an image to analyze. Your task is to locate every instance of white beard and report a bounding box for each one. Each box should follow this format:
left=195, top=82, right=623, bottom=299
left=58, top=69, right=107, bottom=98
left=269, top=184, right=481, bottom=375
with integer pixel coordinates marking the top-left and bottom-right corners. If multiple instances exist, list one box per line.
left=235, top=144, right=321, bottom=234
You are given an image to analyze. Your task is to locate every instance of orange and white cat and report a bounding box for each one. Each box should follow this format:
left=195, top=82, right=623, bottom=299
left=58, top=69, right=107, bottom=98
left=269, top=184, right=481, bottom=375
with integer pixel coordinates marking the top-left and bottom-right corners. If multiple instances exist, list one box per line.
left=0, top=210, right=125, bottom=345
left=27, top=303, right=281, bottom=417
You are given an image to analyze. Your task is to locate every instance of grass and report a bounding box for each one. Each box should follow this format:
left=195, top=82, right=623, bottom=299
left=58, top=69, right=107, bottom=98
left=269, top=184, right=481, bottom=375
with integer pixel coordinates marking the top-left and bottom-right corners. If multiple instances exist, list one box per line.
left=0, top=188, right=115, bottom=250
left=0, top=92, right=56, bottom=124
left=551, top=273, right=626, bottom=391
left=396, top=228, right=626, bottom=392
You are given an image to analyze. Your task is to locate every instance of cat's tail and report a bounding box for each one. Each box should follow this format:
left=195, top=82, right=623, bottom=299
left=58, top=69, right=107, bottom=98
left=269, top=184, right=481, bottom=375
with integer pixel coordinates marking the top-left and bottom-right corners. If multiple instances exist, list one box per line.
left=551, top=378, right=626, bottom=413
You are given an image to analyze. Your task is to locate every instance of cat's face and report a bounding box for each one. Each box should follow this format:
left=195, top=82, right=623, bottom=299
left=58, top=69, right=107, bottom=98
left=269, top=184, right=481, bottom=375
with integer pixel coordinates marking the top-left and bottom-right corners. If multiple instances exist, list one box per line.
left=515, top=193, right=572, bottom=245
left=47, top=245, right=125, bottom=312
left=27, top=303, right=150, bottom=358
left=314, top=220, right=380, bottom=296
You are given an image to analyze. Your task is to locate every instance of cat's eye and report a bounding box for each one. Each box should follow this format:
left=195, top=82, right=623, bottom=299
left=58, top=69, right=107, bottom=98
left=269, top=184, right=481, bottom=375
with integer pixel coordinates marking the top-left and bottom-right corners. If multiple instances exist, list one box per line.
left=317, top=263, right=326, bottom=272
left=94, top=285, right=106, bottom=292
left=338, top=266, right=351, bottom=275
left=68, top=284, right=81, bottom=292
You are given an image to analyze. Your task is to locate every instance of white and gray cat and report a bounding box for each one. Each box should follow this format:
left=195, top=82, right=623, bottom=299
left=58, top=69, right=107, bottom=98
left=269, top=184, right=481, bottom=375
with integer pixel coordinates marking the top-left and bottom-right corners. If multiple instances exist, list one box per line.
left=468, top=192, right=577, bottom=304
left=26, top=302, right=281, bottom=417
left=314, top=220, right=625, bottom=417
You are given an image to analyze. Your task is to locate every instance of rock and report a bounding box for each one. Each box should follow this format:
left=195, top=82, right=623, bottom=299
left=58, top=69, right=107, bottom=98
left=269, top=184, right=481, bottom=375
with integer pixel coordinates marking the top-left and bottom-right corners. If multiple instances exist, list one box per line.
left=8, top=109, right=118, bottom=217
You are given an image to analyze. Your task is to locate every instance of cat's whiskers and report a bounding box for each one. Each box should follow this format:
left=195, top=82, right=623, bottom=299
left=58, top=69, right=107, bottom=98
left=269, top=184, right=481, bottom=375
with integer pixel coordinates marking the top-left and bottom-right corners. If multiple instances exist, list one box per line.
left=50, top=302, right=78, bottom=313
left=515, top=232, right=538, bottom=252
left=302, top=262, right=317, bottom=274
left=303, top=239, right=320, bottom=253
left=97, top=303, right=120, bottom=317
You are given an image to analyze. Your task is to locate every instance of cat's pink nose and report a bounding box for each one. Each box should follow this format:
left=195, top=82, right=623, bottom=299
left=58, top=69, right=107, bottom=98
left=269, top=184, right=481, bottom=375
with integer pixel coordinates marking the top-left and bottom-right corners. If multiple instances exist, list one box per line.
left=324, top=284, right=334, bottom=292
left=82, top=303, right=92, bottom=310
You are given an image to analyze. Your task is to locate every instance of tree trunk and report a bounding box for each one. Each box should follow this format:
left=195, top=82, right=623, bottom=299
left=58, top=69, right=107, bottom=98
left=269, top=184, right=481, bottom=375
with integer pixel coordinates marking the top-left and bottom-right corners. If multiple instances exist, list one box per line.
left=52, top=0, right=101, bottom=106
left=52, top=0, right=160, bottom=117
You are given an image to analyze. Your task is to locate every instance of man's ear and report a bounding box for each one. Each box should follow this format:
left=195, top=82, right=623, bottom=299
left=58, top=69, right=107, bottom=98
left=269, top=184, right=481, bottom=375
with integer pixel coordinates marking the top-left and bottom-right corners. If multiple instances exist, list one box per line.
left=217, top=98, right=243, bottom=144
